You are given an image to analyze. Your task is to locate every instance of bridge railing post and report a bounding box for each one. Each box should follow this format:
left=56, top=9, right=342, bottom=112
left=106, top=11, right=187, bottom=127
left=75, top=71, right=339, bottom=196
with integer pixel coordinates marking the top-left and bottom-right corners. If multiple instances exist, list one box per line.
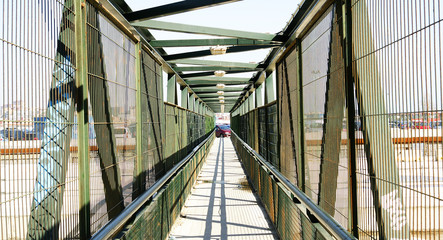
left=75, top=0, right=90, bottom=238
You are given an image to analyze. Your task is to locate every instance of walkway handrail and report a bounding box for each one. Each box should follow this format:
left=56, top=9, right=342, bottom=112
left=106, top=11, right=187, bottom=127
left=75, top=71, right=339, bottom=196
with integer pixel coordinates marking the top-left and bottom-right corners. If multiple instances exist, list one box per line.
left=231, top=131, right=357, bottom=240
left=91, top=130, right=215, bottom=240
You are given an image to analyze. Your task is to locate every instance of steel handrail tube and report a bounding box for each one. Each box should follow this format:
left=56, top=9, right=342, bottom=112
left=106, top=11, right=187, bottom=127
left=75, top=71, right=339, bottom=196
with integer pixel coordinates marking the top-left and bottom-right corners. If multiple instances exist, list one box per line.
left=231, top=131, right=356, bottom=240
left=91, top=130, right=215, bottom=240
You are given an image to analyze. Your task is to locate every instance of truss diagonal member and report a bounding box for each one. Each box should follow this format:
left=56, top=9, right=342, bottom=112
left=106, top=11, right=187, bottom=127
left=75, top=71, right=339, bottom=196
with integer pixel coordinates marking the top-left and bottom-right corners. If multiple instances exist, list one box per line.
left=132, top=20, right=277, bottom=40
left=124, top=0, right=242, bottom=22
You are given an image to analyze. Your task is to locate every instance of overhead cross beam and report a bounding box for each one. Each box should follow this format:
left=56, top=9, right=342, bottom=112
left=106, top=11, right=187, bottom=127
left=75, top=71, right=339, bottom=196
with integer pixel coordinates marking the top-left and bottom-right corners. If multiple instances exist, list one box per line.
left=163, top=45, right=278, bottom=61
left=132, top=20, right=277, bottom=40
left=169, top=59, right=261, bottom=68
left=149, top=38, right=281, bottom=48
left=192, top=86, right=246, bottom=92
left=200, top=96, right=239, bottom=100
left=185, top=77, right=251, bottom=85
left=181, top=70, right=257, bottom=79
left=174, top=66, right=261, bottom=72
left=124, top=0, right=241, bottom=22
left=197, top=92, right=244, bottom=97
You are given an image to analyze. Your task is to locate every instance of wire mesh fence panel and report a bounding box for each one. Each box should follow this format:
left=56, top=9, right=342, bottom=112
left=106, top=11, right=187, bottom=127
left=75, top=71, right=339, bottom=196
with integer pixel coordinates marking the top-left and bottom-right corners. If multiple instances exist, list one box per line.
left=1, top=0, right=80, bottom=238
left=258, top=108, right=268, bottom=160
left=85, top=3, right=138, bottom=233
left=352, top=0, right=443, bottom=239
left=140, top=48, right=163, bottom=192
left=267, top=103, right=279, bottom=169
left=298, top=2, right=350, bottom=229
left=277, top=46, right=301, bottom=185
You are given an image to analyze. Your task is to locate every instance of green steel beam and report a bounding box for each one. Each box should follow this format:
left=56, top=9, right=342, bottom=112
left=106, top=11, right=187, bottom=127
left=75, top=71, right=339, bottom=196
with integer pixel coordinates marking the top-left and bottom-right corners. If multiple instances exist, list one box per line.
left=180, top=70, right=256, bottom=79
left=169, top=59, right=260, bottom=68
left=265, top=73, right=275, bottom=103
left=344, top=0, right=358, bottom=237
left=185, top=76, right=250, bottom=81
left=167, top=74, right=177, bottom=104
left=200, top=97, right=239, bottom=101
left=185, top=77, right=251, bottom=85
left=132, top=20, right=276, bottom=40
left=174, top=66, right=260, bottom=72
left=255, top=83, right=264, bottom=107
left=193, top=87, right=246, bottom=93
left=197, top=92, right=243, bottom=97
left=181, top=87, right=189, bottom=109
left=150, top=38, right=280, bottom=48
left=205, top=102, right=237, bottom=104
left=163, top=45, right=278, bottom=61
left=124, top=0, right=241, bottom=22
left=189, top=93, right=195, bottom=111
left=75, top=0, right=90, bottom=238
left=134, top=43, right=143, bottom=200
left=186, top=80, right=251, bottom=86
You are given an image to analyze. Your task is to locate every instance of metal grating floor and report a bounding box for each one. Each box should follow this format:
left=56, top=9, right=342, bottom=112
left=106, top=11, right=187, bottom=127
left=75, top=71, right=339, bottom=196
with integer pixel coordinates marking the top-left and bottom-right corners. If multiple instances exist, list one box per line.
left=169, top=137, right=278, bottom=240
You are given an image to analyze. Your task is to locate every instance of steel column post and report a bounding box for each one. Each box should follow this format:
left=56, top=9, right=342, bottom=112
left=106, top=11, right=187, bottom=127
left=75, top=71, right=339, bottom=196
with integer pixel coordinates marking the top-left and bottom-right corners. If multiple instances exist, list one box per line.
left=134, top=42, right=143, bottom=199
left=343, top=0, right=358, bottom=237
left=75, top=0, right=90, bottom=238
left=297, top=41, right=306, bottom=192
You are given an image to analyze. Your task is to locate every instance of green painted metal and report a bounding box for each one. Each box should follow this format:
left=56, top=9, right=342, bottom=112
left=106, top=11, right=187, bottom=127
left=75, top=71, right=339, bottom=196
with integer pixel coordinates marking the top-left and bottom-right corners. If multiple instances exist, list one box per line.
left=87, top=5, right=125, bottom=221
left=169, top=59, right=260, bottom=68
left=197, top=92, right=243, bottom=98
left=343, top=0, right=358, bottom=237
left=249, top=92, right=255, bottom=109
left=256, top=84, right=264, bottom=107
left=134, top=43, right=143, bottom=200
left=186, top=78, right=250, bottom=85
left=193, top=86, right=246, bottom=92
left=201, top=97, right=239, bottom=101
left=296, top=41, right=306, bottom=193
left=167, top=75, right=177, bottom=104
left=132, top=20, right=277, bottom=40
left=124, top=0, right=240, bottom=22
left=181, top=88, right=189, bottom=109
left=265, top=74, right=275, bottom=104
left=174, top=66, right=259, bottom=72
left=163, top=45, right=278, bottom=61
left=185, top=76, right=250, bottom=81
left=75, top=0, right=90, bottom=238
left=189, top=94, right=195, bottom=111
left=150, top=38, right=280, bottom=48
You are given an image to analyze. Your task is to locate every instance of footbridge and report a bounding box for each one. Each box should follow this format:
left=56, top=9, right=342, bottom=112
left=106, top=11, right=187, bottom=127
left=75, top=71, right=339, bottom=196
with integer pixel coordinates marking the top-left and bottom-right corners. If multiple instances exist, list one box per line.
left=0, top=0, right=442, bottom=239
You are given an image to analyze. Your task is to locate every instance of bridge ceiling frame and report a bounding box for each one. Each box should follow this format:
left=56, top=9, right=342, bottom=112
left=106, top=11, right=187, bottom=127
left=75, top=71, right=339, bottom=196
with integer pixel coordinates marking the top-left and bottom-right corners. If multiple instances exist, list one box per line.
left=106, top=0, right=312, bottom=113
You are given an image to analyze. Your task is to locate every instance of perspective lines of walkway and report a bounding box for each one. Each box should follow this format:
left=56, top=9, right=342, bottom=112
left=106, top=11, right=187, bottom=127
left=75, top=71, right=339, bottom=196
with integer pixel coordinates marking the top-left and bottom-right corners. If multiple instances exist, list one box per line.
left=169, top=137, right=278, bottom=240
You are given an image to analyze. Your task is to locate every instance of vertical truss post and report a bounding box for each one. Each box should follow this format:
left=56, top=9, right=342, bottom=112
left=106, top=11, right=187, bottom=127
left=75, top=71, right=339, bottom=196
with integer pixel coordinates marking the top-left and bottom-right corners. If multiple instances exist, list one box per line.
left=297, top=41, right=306, bottom=192
left=343, top=0, right=358, bottom=237
left=134, top=42, right=143, bottom=199
left=75, top=0, right=90, bottom=238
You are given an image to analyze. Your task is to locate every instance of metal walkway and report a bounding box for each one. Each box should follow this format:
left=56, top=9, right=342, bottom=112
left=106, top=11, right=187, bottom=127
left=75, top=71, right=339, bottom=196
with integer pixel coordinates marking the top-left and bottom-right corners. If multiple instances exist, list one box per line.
left=169, top=137, right=278, bottom=240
